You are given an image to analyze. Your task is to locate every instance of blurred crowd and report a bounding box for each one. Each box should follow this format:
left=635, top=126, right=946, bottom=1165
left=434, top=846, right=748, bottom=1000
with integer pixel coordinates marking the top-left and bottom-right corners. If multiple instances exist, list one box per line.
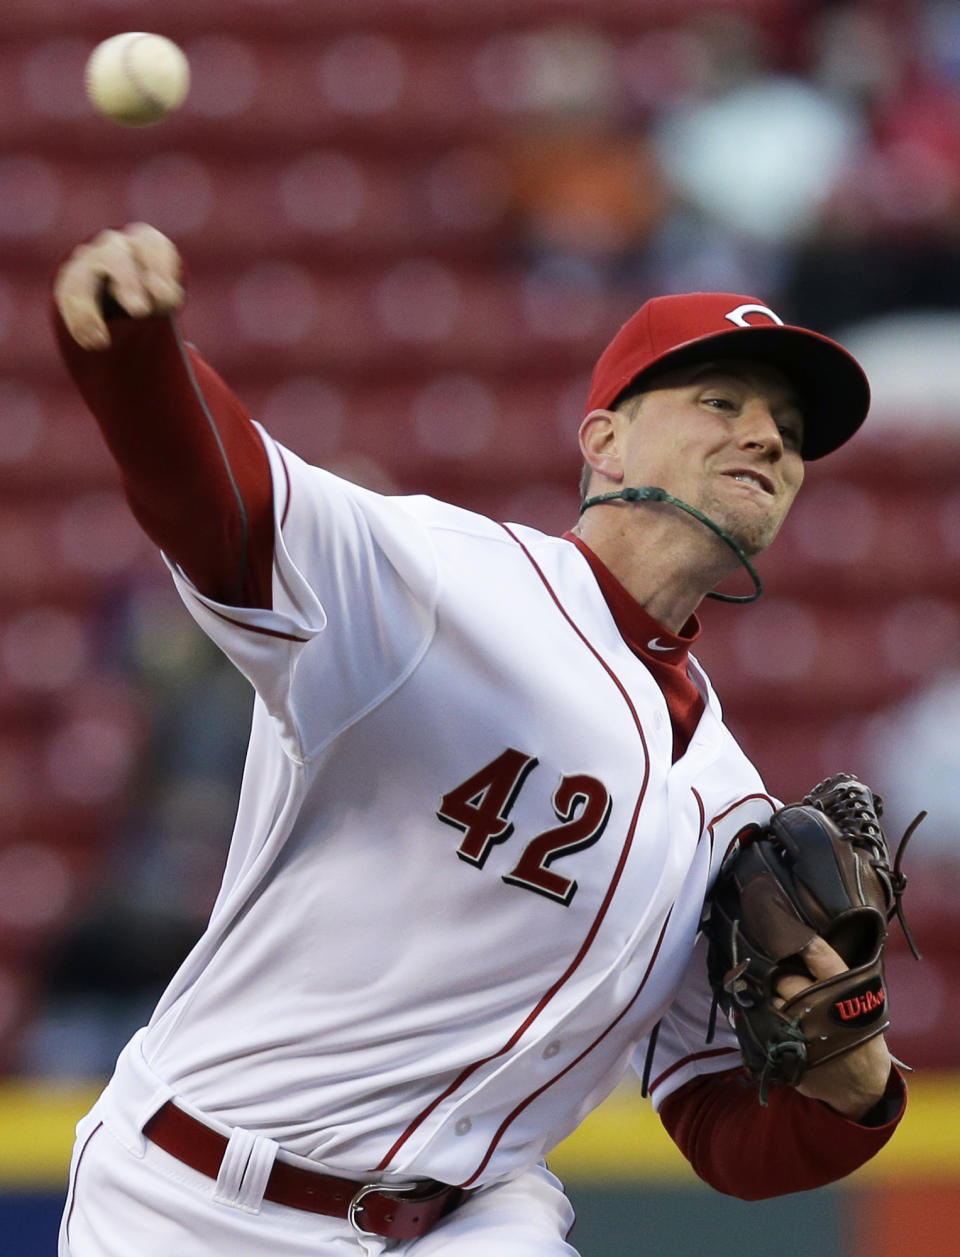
left=497, top=2, right=960, bottom=329
left=16, top=0, right=960, bottom=1077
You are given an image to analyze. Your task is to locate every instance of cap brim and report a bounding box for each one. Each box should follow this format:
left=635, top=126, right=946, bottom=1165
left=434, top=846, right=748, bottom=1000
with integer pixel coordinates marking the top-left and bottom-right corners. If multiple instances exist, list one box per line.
left=629, top=324, right=870, bottom=460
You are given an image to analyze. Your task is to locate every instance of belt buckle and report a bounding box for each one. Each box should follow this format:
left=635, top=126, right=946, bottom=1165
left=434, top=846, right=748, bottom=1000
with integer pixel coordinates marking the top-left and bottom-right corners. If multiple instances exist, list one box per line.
left=347, top=1180, right=420, bottom=1239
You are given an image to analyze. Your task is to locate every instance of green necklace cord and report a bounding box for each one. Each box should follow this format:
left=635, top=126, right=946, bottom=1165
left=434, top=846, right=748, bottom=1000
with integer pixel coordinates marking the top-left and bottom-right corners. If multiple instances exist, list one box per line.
left=578, top=486, right=763, bottom=604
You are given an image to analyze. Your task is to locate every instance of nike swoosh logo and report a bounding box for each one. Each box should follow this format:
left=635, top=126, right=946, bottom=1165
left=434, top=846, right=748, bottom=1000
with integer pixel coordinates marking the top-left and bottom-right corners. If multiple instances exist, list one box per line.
left=647, top=637, right=675, bottom=652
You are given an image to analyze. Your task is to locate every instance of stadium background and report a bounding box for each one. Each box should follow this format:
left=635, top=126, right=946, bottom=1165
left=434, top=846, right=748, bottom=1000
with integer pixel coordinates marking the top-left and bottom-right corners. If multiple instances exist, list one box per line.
left=0, top=0, right=958, bottom=1252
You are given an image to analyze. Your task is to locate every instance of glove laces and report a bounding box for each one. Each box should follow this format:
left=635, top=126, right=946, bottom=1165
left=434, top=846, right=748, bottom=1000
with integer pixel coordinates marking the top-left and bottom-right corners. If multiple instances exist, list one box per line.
left=805, top=774, right=924, bottom=961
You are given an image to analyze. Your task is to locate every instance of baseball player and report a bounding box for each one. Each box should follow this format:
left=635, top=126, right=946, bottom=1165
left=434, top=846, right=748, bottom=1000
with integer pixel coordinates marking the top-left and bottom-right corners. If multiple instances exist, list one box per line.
left=52, top=224, right=904, bottom=1257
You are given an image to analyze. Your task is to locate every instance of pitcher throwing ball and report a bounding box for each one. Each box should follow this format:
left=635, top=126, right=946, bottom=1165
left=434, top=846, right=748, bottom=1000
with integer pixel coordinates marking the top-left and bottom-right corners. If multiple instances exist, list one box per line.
left=53, top=223, right=907, bottom=1257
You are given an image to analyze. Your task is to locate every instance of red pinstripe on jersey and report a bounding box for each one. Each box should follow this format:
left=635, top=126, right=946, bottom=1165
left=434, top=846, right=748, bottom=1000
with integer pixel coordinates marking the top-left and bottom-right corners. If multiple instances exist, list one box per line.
left=708, top=792, right=778, bottom=834
left=648, top=1047, right=742, bottom=1097
left=207, top=606, right=312, bottom=643
left=459, top=907, right=675, bottom=1188
left=692, top=788, right=707, bottom=852
left=374, top=524, right=654, bottom=1173
left=645, top=789, right=778, bottom=1102
left=565, top=534, right=704, bottom=760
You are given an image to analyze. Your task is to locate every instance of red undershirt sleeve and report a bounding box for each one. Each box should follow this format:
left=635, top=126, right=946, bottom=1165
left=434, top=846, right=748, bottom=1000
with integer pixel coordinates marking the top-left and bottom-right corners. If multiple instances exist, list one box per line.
left=53, top=308, right=275, bottom=609
left=658, top=1064, right=905, bottom=1199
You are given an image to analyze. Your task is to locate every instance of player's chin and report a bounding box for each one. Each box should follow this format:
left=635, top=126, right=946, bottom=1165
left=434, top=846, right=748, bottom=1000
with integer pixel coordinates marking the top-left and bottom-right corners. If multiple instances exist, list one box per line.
left=735, top=522, right=778, bottom=557
left=739, top=522, right=784, bottom=558
left=707, top=499, right=783, bottom=557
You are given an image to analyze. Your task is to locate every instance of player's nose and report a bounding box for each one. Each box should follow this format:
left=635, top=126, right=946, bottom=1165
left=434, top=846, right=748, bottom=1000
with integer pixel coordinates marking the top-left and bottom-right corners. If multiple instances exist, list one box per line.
left=735, top=399, right=784, bottom=459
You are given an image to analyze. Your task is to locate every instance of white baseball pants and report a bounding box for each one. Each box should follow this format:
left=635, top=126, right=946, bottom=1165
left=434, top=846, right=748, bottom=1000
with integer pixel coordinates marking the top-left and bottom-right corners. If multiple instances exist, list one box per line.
left=59, top=1052, right=580, bottom=1257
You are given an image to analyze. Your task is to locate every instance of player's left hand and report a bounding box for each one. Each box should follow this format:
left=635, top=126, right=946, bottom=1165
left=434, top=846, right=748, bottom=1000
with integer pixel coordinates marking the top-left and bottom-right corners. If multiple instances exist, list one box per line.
left=775, top=936, right=892, bottom=1121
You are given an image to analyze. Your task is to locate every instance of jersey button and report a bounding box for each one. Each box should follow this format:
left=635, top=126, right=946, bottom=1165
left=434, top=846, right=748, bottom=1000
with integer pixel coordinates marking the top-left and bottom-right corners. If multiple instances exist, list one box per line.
left=543, top=1041, right=561, bottom=1059
left=455, top=1118, right=472, bottom=1136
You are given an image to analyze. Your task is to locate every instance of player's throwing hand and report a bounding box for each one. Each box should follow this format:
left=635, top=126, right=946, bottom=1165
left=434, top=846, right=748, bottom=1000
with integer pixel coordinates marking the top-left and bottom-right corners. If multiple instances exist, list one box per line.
left=54, top=221, right=184, bottom=351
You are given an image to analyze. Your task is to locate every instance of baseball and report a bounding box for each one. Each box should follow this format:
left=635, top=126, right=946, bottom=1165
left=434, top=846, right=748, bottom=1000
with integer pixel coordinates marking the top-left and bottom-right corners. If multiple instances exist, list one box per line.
left=85, top=32, right=190, bottom=127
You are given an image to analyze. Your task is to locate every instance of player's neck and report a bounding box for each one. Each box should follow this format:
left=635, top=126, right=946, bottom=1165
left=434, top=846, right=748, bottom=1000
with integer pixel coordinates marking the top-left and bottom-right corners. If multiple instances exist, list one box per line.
left=572, top=506, right=737, bottom=633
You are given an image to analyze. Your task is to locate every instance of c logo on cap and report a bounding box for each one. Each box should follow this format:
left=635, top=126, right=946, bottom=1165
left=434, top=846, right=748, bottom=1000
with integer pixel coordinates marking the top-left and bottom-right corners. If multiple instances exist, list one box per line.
left=724, top=304, right=784, bottom=328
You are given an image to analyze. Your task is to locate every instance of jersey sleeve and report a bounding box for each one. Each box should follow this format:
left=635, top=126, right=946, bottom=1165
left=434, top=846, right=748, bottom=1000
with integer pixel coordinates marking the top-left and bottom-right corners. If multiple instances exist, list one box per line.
left=53, top=309, right=274, bottom=608
left=635, top=930, right=743, bottom=1107
left=658, top=1064, right=906, bottom=1199
left=167, top=431, right=439, bottom=762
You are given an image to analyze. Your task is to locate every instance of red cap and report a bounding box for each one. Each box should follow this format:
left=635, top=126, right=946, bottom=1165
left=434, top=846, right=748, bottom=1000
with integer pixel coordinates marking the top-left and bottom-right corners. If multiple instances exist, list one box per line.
left=585, top=293, right=870, bottom=460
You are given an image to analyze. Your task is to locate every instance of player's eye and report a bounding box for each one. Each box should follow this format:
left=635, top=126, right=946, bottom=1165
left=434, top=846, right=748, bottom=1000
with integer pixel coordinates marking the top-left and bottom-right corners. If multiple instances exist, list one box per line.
left=778, top=424, right=803, bottom=451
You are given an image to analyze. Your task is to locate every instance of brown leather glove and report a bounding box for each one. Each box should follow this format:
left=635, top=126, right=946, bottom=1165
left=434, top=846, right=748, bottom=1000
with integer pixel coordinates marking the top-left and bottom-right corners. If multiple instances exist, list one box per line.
left=703, top=774, right=922, bottom=1103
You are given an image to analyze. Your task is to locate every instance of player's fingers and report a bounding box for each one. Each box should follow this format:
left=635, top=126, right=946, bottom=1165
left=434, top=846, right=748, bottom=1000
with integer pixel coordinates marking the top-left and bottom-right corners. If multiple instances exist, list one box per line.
left=54, top=243, right=118, bottom=351
left=92, top=228, right=155, bottom=317
left=56, top=230, right=149, bottom=333
left=123, top=222, right=185, bottom=312
left=799, top=936, right=848, bottom=980
left=774, top=937, right=848, bottom=1007
left=775, top=972, right=813, bottom=1005
left=54, top=226, right=177, bottom=350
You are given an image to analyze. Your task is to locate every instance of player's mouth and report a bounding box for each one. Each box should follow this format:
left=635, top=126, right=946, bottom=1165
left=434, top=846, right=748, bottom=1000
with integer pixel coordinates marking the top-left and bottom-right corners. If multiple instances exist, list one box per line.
left=720, top=468, right=775, bottom=496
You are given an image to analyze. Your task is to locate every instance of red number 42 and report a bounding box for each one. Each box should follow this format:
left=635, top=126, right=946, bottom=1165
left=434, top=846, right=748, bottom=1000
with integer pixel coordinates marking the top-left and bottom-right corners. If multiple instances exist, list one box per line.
left=436, top=748, right=611, bottom=906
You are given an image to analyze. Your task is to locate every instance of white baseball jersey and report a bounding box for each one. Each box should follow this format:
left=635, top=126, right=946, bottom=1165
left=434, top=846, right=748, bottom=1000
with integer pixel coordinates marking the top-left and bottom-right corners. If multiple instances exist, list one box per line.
left=111, top=426, right=775, bottom=1191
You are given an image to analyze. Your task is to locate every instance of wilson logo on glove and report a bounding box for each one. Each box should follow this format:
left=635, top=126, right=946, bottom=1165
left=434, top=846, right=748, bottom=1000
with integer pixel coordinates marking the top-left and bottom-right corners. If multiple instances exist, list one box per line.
left=831, top=979, right=886, bottom=1026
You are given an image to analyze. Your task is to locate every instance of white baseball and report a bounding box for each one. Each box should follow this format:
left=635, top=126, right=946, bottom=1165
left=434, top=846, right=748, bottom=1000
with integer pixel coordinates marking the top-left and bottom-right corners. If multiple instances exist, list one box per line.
left=85, top=32, right=190, bottom=127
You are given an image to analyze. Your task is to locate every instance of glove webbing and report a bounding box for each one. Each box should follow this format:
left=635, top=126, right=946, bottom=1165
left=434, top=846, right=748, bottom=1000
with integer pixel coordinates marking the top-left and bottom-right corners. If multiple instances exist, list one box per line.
left=807, top=781, right=925, bottom=960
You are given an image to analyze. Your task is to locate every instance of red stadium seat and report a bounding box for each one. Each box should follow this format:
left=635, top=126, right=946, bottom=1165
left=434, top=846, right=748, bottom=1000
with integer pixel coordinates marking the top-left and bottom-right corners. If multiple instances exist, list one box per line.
left=693, top=598, right=943, bottom=715
left=0, top=605, right=92, bottom=695
left=0, top=383, right=120, bottom=492
left=0, top=495, right=149, bottom=609
left=0, top=841, right=80, bottom=952
left=765, top=480, right=960, bottom=604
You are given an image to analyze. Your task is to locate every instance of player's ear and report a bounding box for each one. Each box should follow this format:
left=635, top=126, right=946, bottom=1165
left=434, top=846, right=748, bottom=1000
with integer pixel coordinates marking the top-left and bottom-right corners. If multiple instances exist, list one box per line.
left=578, top=408, right=624, bottom=486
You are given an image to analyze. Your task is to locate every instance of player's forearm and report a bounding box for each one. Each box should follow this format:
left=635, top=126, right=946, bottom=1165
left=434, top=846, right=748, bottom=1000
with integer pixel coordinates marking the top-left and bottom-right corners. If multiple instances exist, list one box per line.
left=658, top=1065, right=905, bottom=1199
left=54, top=308, right=274, bottom=607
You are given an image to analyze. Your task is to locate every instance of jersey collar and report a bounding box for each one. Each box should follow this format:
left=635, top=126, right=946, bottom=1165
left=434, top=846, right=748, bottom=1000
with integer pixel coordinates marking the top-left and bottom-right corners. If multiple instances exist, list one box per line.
left=564, top=533, right=701, bottom=664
